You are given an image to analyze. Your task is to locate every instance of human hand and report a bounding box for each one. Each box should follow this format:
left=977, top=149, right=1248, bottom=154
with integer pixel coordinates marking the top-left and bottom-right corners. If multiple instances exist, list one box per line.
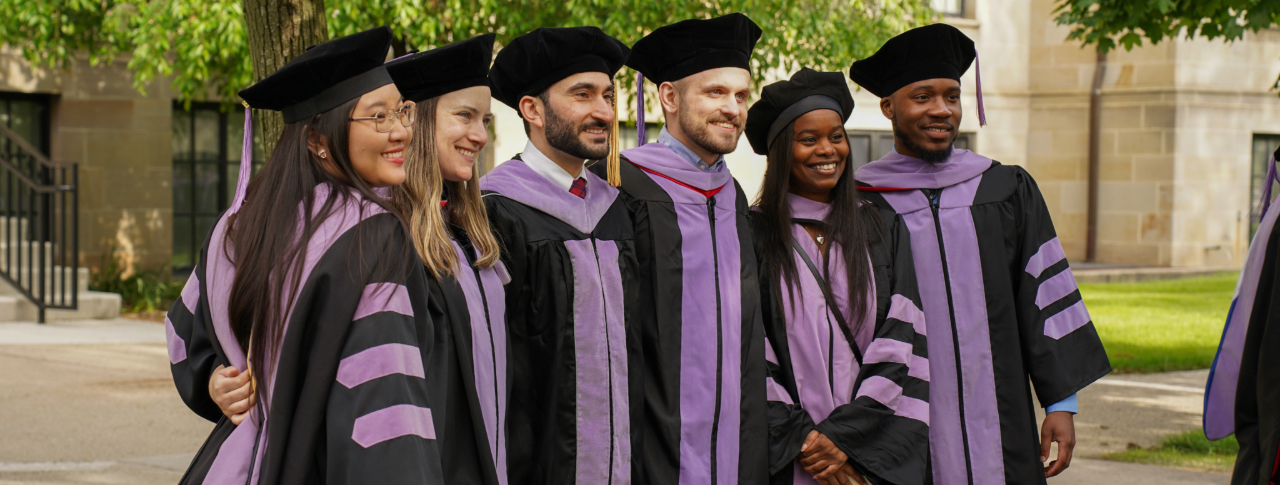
left=209, top=365, right=256, bottom=425
left=799, top=430, right=848, bottom=479
left=1041, top=411, right=1075, bottom=478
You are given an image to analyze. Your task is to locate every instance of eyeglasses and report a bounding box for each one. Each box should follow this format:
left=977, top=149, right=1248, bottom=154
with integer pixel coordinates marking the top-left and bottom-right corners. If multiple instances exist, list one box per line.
left=350, top=101, right=416, bottom=133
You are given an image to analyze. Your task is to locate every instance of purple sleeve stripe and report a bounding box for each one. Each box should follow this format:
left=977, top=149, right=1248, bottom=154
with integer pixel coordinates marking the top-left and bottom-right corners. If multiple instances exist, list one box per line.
left=1025, top=237, right=1066, bottom=278
left=165, top=316, right=187, bottom=364
left=888, top=294, right=926, bottom=336
left=855, top=375, right=902, bottom=411
left=765, top=339, right=779, bottom=365
left=1044, top=300, right=1092, bottom=340
left=336, top=343, right=425, bottom=389
left=1035, top=268, right=1080, bottom=310
left=351, top=404, right=436, bottom=448
left=908, top=354, right=930, bottom=382
left=352, top=283, right=414, bottom=322
left=895, top=395, right=930, bottom=425
left=766, top=377, right=792, bottom=405
left=180, top=273, right=200, bottom=313
left=862, top=338, right=912, bottom=366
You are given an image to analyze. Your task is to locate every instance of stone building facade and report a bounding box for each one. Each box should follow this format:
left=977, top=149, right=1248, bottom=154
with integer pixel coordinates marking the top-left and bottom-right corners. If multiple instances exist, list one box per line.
left=2, top=0, right=1279, bottom=271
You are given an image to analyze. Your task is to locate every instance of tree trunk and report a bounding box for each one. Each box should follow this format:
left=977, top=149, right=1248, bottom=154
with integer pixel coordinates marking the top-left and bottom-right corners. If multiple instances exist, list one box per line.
left=241, top=0, right=328, bottom=157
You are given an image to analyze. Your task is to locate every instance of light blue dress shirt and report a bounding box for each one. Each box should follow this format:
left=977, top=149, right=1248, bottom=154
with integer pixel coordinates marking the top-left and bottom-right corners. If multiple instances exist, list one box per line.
left=656, top=126, right=726, bottom=173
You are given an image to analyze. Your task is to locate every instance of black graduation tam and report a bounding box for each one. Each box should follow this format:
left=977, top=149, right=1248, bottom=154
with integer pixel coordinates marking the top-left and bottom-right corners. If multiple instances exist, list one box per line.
left=239, top=26, right=394, bottom=123
left=848, top=23, right=975, bottom=98
left=387, top=33, right=495, bottom=103
left=489, top=27, right=630, bottom=110
left=627, top=13, right=761, bottom=85
left=745, top=68, right=854, bottom=155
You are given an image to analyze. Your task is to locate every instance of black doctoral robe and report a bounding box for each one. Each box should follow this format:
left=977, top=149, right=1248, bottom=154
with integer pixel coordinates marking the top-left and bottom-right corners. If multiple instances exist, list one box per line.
left=856, top=149, right=1112, bottom=485
left=165, top=184, right=446, bottom=484
left=479, top=157, right=643, bottom=485
left=751, top=194, right=931, bottom=485
left=597, top=142, right=769, bottom=485
left=1204, top=150, right=1280, bottom=485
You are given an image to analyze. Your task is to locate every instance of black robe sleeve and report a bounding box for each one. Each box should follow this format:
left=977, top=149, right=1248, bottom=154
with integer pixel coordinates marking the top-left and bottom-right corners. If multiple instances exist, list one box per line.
left=1010, top=167, right=1111, bottom=406
left=166, top=237, right=229, bottom=423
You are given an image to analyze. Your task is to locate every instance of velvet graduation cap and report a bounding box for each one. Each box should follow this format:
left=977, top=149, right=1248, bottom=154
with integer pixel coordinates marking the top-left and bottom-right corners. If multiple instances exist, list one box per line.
left=490, top=26, right=630, bottom=186
left=745, top=68, right=854, bottom=155
left=627, top=13, right=762, bottom=146
left=848, top=23, right=987, bottom=126
left=387, top=33, right=495, bottom=103
left=230, top=25, right=394, bottom=214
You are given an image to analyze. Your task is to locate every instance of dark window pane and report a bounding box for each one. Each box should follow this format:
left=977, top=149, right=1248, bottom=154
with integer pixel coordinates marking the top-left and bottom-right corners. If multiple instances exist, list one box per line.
left=172, top=216, right=192, bottom=269
left=848, top=135, right=870, bottom=170
left=226, top=162, right=241, bottom=203
left=876, top=134, right=896, bottom=160
left=227, top=108, right=245, bottom=161
left=194, top=163, right=219, bottom=213
left=196, top=216, right=219, bottom=260
left=8, top=99, right=45, bottom=151
left=172, top=108, right=192, bottom=161
left=173, top=163, right=193, bottom=214
left=194, top=109, right=220, bottom=163
left=1251, top=134, right=1280, bottom=237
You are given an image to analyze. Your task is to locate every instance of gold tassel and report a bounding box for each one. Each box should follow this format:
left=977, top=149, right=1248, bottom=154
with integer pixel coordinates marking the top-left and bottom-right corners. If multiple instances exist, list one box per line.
left=606, top=91, right=621, bottom=187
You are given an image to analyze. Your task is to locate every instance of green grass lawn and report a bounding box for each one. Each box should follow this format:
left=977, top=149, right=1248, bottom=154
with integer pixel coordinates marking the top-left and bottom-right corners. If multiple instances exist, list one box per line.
left=1079, top=272, right=1237, bottom=374
left=1102, top=429, right=1239, bottom=473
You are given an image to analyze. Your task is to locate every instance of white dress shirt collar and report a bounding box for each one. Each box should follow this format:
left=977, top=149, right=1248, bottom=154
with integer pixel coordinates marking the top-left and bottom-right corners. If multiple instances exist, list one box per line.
left=521, top=140, right=583, bottom=192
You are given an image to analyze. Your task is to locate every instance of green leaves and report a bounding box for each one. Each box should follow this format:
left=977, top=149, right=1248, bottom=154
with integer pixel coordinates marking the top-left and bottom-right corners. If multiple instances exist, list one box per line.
left=1053, top=0, right=1280, bottom=54
left=0, top=0, right=933, bottom=106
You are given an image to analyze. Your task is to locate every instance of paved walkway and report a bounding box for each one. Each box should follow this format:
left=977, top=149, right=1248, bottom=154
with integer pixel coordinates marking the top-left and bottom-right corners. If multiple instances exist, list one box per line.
left=0, top=318, right=1236, bottom=484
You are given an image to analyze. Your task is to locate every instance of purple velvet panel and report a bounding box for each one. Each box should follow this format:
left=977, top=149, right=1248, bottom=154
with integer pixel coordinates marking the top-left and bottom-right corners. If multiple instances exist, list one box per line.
left=1024, top=237, right=1066, bottom=278
left=181, top=273, right=200, bottom=312
left=862, top=339, right=912, bottom=365
left=888, top=294, right=928, bottom=338
left=351, top=404, right=436, bottom=448
left=897, top=396, right=930, bottom=424
left=335, top=343, right=425, bottom=389
left=854, top=375, right=901, bottom=411
left=563, top=238, right=631, bottom=484
left=352, top=283, right=414, bottom=321
left=202, top=413, right=265, bottom=485
left=854, top=149, right=993, bottom=190
left=1044, top=300, right=1092, bottom=340
left=764, top=342, right=792, bottom=405
left=166, top=316, right=187, bottom=364
left=479, top=159, right=618, bottom=234
left=1035, top=269, right=1080, bottom=310
left=626, top=143, right=742, bottom=485
left=451, top=241, right=508, bottom=482
left=1204, top=196, right=1280, bottom=439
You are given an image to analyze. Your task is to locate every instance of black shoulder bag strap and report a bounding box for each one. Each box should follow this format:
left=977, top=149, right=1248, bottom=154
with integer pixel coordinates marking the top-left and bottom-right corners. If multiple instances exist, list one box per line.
left=790, top=238, right=864, bottom=365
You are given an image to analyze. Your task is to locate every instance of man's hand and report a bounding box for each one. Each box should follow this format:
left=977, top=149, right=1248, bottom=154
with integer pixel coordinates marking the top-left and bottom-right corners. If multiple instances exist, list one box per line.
left=799, top=430, right=849, bottom=480
left=209, top=365, right=256, bottom=425
left=1041, top=411, right=1075, bottom=478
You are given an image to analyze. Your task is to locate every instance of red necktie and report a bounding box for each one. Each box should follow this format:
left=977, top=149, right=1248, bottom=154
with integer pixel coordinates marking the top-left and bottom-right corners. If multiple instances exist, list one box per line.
left=569, top=177, right=587, bottom=198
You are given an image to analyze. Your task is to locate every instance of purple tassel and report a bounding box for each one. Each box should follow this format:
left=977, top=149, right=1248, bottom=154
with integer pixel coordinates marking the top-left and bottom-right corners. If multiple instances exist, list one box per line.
left=228, top=106, right=253, bottom=214
left=636, top=72, right=646, bottom=146
left=975, top=48, right=987, bottom=127
left=1262, top=146, right=1277, bottom=220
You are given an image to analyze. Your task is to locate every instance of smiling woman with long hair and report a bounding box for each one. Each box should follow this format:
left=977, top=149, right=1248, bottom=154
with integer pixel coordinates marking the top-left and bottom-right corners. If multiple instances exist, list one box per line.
left=384, top=33, right=510, bottom=485
left=746, top=68, right=931, bottom=485
left=165, top=27, right=449, bottom=485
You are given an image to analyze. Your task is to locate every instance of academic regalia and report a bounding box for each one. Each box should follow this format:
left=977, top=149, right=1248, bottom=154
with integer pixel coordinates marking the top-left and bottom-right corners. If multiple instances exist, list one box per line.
left=1204, top=148, right=1280, bottom=485
left=388, top=34, right=508, bottom=485
left=856, top=151, right=1111, bottom=485
left=165, top=26, right=449, bottom=485
left=750, top=196, right=930, bottom=485
left=613, top=14, right=769, bottom=485
left=744, top=69, right=931, bottom=485
left=482, top=26, right=640, bottom=485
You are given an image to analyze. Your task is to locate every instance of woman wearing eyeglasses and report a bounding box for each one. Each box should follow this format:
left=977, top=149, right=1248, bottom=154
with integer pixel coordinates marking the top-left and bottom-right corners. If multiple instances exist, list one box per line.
left=746, top=69, right=931, bottom=485
left=165, top=27, right=450, bottom=484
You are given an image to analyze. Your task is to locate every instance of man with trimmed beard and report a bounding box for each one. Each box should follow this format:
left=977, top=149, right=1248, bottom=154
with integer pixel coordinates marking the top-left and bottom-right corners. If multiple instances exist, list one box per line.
left=851, top=24, right=1111, bottom=485
left=480, top=26, right=643, bottom=485
left=592, top=13, right=768, bottom=485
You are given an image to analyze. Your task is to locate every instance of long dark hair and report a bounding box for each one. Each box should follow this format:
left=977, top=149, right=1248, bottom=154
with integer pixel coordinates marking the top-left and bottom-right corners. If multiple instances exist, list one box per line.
left=225, top=96, right=409, bottom=410
left=753, top=122, right=879, bottom=333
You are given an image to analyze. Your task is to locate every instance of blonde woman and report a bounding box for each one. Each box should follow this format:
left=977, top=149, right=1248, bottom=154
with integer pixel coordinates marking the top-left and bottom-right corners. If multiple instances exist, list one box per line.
left=385, top=33, right=510, bottom=485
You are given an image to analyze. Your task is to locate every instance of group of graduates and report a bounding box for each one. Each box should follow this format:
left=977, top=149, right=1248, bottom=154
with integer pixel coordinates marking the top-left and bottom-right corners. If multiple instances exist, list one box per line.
left=164, top=13, right=1114, bottom=485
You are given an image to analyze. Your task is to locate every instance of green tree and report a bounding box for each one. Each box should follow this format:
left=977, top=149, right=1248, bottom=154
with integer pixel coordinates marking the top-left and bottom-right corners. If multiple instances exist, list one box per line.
left=1054, top=0, right=1280, bottom=53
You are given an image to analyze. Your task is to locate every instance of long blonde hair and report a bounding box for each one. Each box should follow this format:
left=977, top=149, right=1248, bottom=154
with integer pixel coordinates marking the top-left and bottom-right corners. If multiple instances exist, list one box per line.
left=391, top=96, right=500, bottom=279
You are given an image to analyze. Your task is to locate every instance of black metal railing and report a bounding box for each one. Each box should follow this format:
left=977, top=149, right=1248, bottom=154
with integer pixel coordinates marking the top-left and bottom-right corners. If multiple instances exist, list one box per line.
left=0, top=123, right=77, bottom=323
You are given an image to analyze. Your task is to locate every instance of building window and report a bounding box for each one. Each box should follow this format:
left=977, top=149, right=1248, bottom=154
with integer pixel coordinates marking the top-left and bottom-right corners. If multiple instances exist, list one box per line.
left=0, top=92, right=51, bottom=156
left=172, top=103, right=264, bottom=271
left=1251, top=134, right=1280, bottom=237
left=932, top=0, right=965, bottom=17
left=618, top=122, right=663, bottom=150
left=845, top=130, right=974, bottom=171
